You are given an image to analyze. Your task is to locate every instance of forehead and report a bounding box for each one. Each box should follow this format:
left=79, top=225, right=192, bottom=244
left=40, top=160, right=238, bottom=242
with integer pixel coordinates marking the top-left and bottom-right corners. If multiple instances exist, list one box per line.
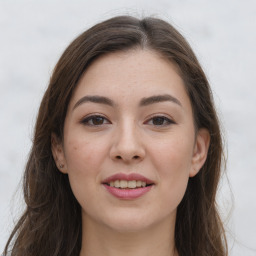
left=69, top=49, right=191, bottom=110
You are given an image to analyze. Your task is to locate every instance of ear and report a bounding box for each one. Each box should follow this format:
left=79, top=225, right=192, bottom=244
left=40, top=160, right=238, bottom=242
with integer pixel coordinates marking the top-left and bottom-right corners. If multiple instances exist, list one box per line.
left=189, top=128, right=210, bottom=177
left=51, top=133, right=68, bottom=174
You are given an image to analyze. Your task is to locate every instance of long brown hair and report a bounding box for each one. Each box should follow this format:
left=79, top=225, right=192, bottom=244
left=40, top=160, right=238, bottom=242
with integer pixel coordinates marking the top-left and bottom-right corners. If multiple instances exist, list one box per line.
left=3, top=15, right=227, bottom=256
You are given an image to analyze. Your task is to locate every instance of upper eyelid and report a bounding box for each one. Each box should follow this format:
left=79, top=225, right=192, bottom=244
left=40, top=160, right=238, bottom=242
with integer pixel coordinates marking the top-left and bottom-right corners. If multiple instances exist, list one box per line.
left=145, top=116, right=175, bottom=125
left=80, top=114, right=111, bottom=123
left=144, top=113, right=175, bottom=122
left=81, top=113, right=109, bottom=119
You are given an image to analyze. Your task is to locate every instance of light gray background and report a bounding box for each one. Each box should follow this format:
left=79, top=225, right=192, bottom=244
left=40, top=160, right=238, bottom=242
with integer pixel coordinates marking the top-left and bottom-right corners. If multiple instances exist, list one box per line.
left=0, top=0, right=255, bottom=255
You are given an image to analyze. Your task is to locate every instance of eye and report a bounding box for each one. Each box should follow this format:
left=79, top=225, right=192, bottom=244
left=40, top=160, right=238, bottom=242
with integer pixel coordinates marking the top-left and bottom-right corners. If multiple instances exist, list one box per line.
left=146, top=116, right=175, bottom=126
left=81, top=115, right=110, bottom=126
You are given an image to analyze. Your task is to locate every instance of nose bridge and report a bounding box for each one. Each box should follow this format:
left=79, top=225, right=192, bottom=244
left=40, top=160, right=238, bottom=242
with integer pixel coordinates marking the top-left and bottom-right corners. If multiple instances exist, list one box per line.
left=110, top=117, right=145, bottom=162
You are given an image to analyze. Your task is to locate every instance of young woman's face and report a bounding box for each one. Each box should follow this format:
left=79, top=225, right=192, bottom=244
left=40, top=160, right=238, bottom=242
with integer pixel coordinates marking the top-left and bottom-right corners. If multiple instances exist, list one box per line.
left=53, top=50, right=209, bottom=232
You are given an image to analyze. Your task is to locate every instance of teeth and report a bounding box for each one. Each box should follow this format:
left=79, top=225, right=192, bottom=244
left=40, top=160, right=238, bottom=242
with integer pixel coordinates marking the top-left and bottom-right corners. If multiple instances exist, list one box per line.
left=128, top=180, right=136, bottom=188
left=108, top=180, right=148, bottom=189
left=120, top=180, right=128, bottom=188
left=114, top=180, right=120, bottom=187
left=136, top=180, right=142, bottom=187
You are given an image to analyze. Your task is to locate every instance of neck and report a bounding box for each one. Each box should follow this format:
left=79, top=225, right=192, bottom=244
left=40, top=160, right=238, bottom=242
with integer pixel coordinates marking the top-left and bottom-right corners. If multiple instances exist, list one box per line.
left=79, top=214, right=178, bottom=256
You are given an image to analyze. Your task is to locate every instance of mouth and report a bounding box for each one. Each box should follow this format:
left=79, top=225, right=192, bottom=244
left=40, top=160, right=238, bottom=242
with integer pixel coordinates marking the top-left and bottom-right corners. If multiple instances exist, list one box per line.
left=103, top=180, right=154, bottom=189
left=102, top=173, right=154, bottom=199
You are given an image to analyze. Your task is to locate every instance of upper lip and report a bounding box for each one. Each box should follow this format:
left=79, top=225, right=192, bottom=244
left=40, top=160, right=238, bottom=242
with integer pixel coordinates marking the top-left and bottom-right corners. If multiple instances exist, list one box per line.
left=102, top=173, right=154, bottom=185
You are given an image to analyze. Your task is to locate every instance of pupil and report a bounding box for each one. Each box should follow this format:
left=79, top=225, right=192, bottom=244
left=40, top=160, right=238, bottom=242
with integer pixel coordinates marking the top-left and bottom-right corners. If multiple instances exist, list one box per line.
left=93, top=117, right=104, bottom=125
left=153, top=117, right=164, bottom=125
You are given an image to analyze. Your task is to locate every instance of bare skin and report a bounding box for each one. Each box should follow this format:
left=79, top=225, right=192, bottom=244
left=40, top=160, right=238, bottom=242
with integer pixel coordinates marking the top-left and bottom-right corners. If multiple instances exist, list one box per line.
left=52, top=49, right=209, bottom=256
left=80, top=212, right=178, bottom=256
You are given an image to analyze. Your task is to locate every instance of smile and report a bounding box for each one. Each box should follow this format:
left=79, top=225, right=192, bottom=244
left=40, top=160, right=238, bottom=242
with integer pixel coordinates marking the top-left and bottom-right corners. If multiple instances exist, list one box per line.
left=102, top=173, right=154, bottom=199
left=108, top=180, right=147, bottom=189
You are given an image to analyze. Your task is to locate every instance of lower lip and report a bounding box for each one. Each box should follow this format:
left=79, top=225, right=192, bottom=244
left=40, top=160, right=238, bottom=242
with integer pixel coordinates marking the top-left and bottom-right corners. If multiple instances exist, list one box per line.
left=103, top=184, right=153, bottom=199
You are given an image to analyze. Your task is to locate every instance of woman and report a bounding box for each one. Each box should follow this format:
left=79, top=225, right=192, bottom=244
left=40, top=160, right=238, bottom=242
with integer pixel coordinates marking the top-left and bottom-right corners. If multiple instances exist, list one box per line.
left=3, top=15, right=227, bottom=256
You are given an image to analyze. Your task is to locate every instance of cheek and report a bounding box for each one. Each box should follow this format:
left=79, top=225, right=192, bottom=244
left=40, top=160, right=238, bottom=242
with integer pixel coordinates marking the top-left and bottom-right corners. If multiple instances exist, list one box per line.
left=64, top=136, right=108, bottom=174
left=149, top=134, right=194, bottom=204
left=63, top=137, right=108, bottom=201
left=150, top=133, right=194, bottom=174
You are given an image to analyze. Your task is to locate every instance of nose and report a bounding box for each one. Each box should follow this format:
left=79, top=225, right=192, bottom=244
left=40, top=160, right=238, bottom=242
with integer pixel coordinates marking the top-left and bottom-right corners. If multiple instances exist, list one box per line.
left=109, top=122, right=145, bottom=163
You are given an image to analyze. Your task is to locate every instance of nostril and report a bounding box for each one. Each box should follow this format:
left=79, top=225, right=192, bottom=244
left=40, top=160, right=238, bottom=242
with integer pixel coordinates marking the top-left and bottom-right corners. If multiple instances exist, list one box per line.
left=115, top=155, right=140, bottom=160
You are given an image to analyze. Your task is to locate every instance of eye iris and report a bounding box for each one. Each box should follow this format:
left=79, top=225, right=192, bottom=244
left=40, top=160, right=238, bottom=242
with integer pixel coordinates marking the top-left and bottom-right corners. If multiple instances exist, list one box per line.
left=92, top=116, right=104, bottom=125
left=153, top=117, right=165, bottom=125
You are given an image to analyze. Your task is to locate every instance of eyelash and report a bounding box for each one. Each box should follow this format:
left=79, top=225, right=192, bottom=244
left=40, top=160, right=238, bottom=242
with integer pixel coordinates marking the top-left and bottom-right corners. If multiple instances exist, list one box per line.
left=80, top=115, right=175, bottom=127
left=80, top=115, right=111, bottom=126
left=144, top=115, right=175, bottom=126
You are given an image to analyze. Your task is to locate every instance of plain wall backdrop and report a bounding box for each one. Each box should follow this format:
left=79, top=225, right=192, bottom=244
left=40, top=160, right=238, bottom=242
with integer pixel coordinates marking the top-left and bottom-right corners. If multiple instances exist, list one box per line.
left=0, top=0, right=255, bottom=254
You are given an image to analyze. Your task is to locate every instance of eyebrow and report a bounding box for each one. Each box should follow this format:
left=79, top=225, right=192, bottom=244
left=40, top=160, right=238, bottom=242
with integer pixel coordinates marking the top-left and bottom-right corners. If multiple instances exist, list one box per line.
left=139, top=94, right=182, bottom=107
left=73, top=93, right=182, bottom=110
left=73, top=95, right=115, bottom=110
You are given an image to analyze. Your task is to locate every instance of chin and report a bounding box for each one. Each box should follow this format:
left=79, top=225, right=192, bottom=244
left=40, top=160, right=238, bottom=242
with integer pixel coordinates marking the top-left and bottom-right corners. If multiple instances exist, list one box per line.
left=102, top=210, right=160, bottom=233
